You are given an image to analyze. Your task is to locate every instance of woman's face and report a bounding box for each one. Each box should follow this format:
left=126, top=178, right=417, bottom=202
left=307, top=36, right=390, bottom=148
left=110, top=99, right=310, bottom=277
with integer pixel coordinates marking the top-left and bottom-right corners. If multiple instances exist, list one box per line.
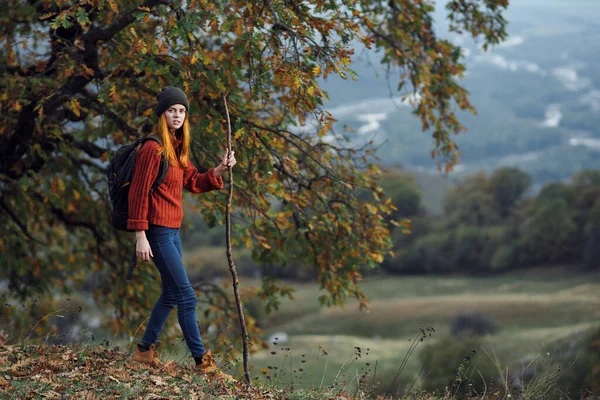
left=164, top=104, right=187, bottom=131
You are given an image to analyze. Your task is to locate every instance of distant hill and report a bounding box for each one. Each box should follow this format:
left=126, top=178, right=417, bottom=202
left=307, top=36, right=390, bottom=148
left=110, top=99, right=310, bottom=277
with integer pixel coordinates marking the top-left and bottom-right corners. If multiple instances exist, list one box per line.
left=316, top=0, right=600, bottom=186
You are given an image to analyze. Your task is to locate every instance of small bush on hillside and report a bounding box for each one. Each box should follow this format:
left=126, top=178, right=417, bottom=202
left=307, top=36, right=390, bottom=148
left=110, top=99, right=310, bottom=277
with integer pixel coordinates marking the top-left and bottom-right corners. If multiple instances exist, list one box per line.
left=450, top=312, right=499, bottom=338
left=419, top=336, right=501, bottom=396
left=550, top=326, right=600, bottom=397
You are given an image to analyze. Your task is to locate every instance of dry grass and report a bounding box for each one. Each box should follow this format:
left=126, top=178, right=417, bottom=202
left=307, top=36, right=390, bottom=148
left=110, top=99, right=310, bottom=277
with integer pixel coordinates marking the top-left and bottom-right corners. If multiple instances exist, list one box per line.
left=247, top=266, right=600, bottom=393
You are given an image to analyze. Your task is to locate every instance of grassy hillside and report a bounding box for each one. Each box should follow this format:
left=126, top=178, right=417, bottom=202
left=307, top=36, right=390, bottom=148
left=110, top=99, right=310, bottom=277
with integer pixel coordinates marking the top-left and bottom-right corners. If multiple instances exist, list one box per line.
left=2, top=266, right=597, bottom=398
left=248, top=266, right=600, bottom=392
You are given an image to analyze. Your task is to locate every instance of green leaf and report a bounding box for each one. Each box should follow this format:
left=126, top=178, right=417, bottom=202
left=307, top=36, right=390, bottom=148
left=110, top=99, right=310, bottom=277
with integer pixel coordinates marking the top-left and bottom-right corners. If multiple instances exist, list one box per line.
left=76, top=8, right=90, bottom=26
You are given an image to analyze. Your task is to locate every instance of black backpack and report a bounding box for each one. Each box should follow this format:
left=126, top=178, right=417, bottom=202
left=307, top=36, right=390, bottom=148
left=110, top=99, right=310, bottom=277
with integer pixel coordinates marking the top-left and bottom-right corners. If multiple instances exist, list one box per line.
left=107, top=135, right=169, bottom=281
left=107, top=135, right=169, bottom=231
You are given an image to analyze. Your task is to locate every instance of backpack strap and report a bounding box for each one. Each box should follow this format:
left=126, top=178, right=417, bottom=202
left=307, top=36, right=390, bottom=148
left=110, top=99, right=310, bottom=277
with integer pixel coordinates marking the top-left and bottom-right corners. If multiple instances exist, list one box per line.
left=126, top=245, right=136, bottom=282
left=140, top=135, right=169, bottom=193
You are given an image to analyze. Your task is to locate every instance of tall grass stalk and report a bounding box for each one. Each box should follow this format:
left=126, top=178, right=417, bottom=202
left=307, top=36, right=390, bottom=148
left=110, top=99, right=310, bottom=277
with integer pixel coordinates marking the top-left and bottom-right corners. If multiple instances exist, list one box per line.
left=332, top=347, right=361, bottom=386
left=127, top=316, right=150, bottom=352
left=23, top=306, right=69, bottom=345
left=477, top=370, right=488, bottom=398
left=388, top=326, right=435, bottom=394
left=319, top=356, right=329, bottom=389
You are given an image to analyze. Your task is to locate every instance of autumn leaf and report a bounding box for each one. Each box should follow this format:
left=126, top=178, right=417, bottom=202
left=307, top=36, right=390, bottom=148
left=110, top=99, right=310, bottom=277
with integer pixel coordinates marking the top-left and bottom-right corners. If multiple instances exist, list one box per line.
left=312, top=64, right=321, bottom=77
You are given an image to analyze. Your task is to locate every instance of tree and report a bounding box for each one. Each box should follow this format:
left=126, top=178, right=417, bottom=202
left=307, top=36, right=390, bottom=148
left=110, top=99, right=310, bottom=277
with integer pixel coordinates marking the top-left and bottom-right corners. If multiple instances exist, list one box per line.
left=519, top=198, right=578, bottom=265
left=489, top=167, right=531, bottom=217
left=0, top=0, right=509, bottom=345
left=443, top=172, right=502, bottom=227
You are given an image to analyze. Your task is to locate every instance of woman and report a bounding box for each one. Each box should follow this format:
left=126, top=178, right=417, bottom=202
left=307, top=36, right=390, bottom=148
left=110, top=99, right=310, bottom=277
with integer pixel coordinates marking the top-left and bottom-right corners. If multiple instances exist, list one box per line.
left=128, top=86, right=237, bottom=383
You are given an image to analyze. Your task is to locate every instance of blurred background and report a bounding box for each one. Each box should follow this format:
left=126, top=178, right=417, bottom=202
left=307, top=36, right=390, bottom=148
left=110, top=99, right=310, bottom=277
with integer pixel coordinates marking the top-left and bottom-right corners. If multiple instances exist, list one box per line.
left=2, top=0, right=599, bottom=397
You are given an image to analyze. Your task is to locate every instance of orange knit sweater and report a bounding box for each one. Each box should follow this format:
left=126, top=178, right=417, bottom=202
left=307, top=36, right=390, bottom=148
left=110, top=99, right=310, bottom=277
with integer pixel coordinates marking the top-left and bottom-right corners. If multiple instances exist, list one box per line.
left=127, top=137, right=223, bottom=231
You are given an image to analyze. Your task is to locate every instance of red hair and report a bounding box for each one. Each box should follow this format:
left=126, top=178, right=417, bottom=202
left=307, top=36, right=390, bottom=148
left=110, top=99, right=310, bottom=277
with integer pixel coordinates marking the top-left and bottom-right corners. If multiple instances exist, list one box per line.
left=156, top=113, right=190, bottom=168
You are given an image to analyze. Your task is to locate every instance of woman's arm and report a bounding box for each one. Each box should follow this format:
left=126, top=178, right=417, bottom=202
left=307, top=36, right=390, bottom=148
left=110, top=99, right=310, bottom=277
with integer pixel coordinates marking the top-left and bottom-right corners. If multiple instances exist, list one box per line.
left=183, top=149, right=236, bottom=193
left=183, top=164, right=224, bottom=193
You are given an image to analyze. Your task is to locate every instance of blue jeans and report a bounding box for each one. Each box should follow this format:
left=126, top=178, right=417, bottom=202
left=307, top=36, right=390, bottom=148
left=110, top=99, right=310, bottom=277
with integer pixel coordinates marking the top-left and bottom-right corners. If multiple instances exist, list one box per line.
left=140, top=225, right=205, bottom=358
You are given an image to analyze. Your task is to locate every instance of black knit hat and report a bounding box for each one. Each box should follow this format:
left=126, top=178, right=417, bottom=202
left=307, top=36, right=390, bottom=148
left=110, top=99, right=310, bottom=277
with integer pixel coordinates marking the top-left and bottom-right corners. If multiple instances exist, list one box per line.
left=155, top=86, right=189, bottom=116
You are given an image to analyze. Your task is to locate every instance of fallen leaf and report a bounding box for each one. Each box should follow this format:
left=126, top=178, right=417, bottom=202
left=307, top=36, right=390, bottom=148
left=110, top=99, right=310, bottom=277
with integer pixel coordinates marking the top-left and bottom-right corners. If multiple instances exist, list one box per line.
left=150, top=375, right=166, bottom=386
left=41, top=390, right=61, bottom=399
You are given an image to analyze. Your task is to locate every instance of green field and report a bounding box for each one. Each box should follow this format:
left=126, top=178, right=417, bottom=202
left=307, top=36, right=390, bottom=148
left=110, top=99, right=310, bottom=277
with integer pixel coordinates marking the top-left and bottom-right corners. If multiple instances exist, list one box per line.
left=246, top=266, right=600, bottom=391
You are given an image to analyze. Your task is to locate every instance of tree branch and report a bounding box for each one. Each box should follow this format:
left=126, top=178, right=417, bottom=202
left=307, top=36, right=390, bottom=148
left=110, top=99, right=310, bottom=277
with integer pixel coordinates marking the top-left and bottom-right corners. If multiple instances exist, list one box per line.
left=78, top=92, right=140, bottom=138
left=0, top=195, right=46, bottom=245
left=84, top=0, right=172, bottom=44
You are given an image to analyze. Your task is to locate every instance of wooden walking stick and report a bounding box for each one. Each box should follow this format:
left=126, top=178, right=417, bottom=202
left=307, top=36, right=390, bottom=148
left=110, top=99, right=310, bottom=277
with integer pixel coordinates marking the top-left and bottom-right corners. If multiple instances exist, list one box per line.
left=222, top=92, right=251, bottom=385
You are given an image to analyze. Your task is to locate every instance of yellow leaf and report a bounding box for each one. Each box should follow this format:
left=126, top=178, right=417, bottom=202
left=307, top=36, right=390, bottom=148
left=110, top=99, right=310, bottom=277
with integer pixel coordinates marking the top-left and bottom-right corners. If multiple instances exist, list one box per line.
left=234, top=128, right=245, bottom=139
left=293, top=76, right=302, bottom=89
left=109, top=85, right=120, bottom=102
left=108, top=0, right=118, bottom=12
left=70, top=99, right=81, bottom=117
left=312, top=64, right=321, bottom=76
left=365, top=203, right=378, bottom=214
left=368, top=252, right=383, bottom=263
left=368, top=164, right=380, bottom=174
left=73, top=189, right=80, bottom=200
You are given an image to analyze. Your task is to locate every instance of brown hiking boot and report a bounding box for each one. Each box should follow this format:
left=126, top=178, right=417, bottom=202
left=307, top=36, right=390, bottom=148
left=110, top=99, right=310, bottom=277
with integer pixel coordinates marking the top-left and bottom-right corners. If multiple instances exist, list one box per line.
left=197, top=350, right=237, bottom=384
left=131, top=343, right=175, bottom=371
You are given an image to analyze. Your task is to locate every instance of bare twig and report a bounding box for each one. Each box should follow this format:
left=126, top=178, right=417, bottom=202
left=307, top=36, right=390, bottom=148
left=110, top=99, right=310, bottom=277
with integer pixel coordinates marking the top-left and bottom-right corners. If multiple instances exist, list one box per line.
left=222, top=92, right=251, bottom=385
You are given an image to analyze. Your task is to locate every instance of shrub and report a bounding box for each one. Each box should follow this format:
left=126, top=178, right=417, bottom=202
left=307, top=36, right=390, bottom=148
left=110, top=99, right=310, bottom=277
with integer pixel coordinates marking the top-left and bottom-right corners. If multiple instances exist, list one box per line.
left=551, top=326, right=600, bottom=397
left=419, top=336, right=501, bottom=396
left=450, top=312, right=499, bottom=338
left=489, top=167, right=532, bottom=217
